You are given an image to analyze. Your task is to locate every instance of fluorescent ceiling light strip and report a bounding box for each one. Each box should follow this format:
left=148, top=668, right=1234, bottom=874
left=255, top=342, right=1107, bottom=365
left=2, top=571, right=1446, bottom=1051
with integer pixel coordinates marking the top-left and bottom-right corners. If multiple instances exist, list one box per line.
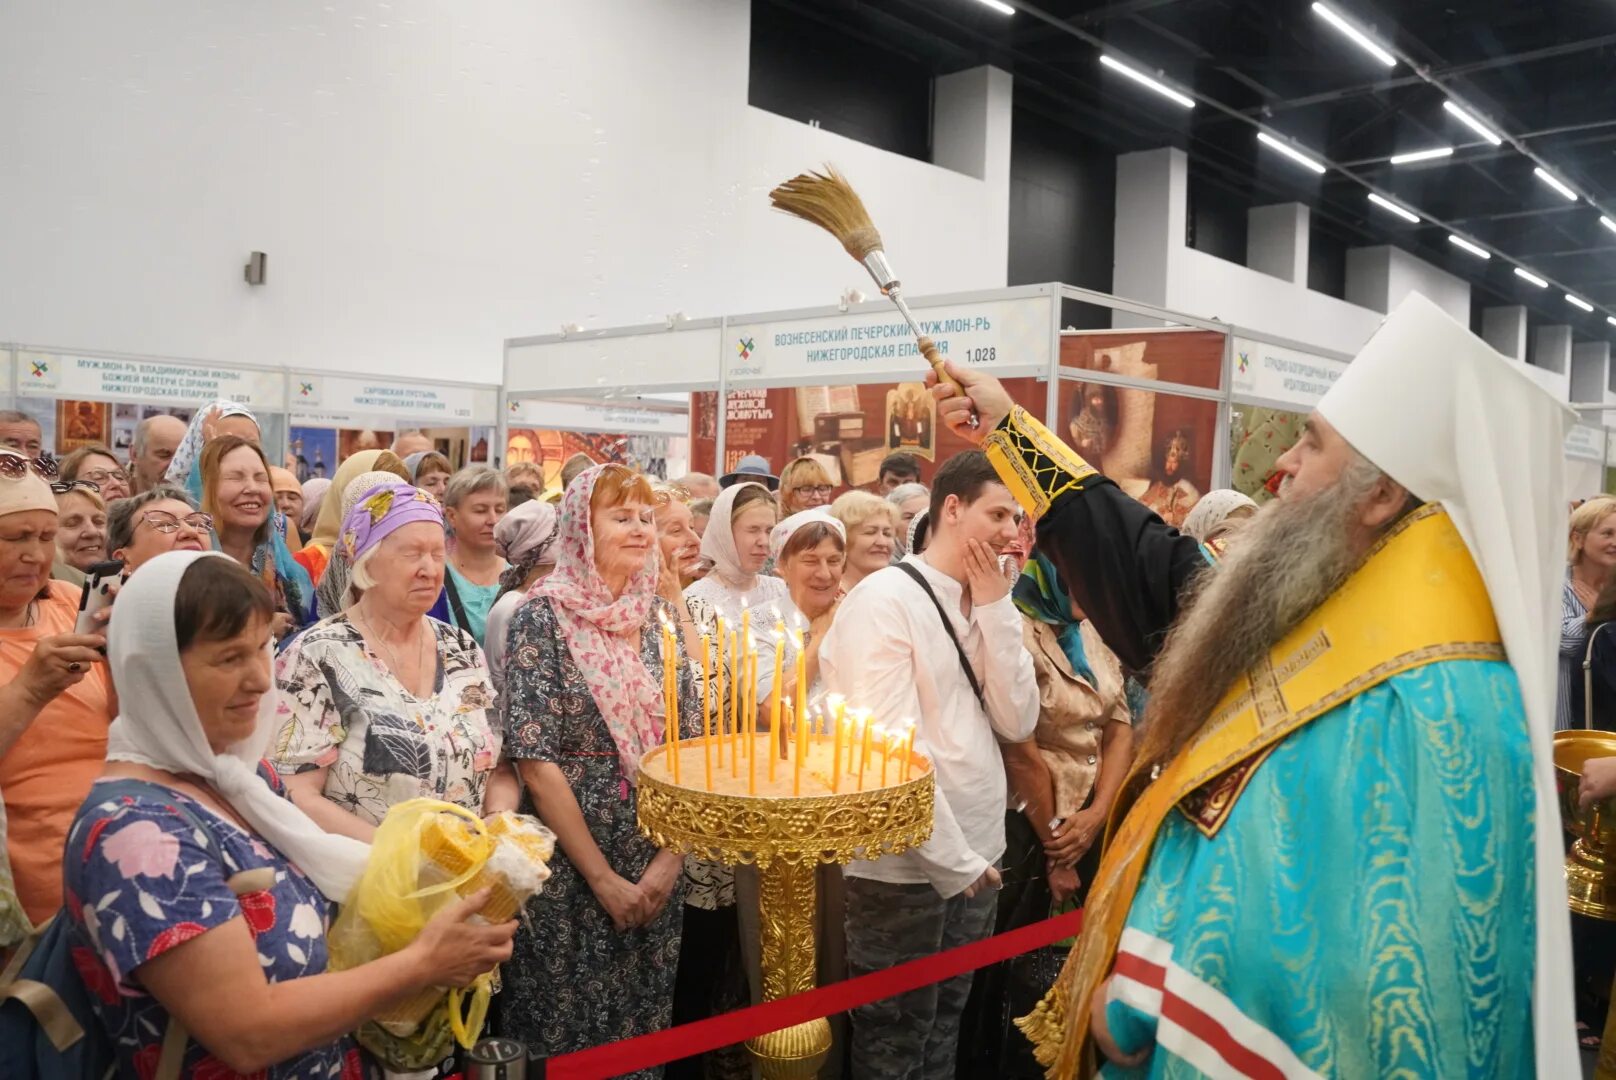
left=1367, top=192, right=1420, bottom=223
left=1447, top=235, right=1490, bottom=259
left=1256, top=132, right=1327, bottom=174
left=1601, top=216, right=1616, bottom=236
left=1533, top=167, right=1579, bottom=201
left=973, top=0, right=1016, bottom=13
left=1098, top=55, right=1195, bottom=109
left=1609, top=316, right=1616, bottom=327
left=1389, top=146, right=1453, bottom=165
left=1568, top=294, right=1595, bottom=312
left=1513, top=267, right=1548, bottom=288
left=1311, top=3, right=1396, bottom=67
left=1442, top=101, right=1502, bottom=146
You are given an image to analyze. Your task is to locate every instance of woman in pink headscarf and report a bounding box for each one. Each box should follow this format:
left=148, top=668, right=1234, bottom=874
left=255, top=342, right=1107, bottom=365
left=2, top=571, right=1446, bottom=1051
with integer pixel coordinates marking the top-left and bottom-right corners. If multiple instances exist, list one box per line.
left=499, top=463, right=699, bottom=1072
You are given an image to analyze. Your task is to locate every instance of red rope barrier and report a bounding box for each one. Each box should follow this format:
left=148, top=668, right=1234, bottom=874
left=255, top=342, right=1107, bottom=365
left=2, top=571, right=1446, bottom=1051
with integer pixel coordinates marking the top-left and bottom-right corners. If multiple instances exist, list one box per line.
left=545, top=907, right=1083, bottom=1079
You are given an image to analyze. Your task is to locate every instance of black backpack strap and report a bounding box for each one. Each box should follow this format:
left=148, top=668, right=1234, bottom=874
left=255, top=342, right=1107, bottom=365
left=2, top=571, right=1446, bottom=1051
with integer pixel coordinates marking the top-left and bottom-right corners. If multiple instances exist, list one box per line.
left=895, top=562, right=985, bottom=706
left=444, top=573, right=473, bottom=642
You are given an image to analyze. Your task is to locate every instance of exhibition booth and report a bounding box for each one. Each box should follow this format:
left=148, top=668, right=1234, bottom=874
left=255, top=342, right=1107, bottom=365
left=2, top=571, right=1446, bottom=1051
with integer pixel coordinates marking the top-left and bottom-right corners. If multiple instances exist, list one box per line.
left=0, top=344, right=501, bottom=480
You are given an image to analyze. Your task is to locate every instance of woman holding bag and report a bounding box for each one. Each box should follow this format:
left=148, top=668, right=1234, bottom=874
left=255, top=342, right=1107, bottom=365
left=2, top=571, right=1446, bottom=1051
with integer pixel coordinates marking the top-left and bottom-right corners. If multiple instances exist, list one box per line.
left=61, top=551, right=514, bottom=1077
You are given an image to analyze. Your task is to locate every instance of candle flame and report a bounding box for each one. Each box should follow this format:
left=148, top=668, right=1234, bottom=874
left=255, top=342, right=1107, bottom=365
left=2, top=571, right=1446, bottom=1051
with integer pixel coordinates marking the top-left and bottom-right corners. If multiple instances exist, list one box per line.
left=827, top=692, right=845, bottom=708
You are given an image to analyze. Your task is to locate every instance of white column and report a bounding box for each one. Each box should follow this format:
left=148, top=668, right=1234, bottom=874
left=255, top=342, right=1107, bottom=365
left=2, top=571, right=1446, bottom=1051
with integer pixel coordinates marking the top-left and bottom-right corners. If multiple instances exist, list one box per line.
left=1112, top=147, right=1186, bottom=313
left=1246, top=203, right=1310, bottom=283
left=1344, top=247, right=1392, bottom=313
left=933, top=66, right=1013, bottom=284
left=1572, top=341, right=1610, bottom=403
left=1534, top=324, right=1573, bottom=374
left=1482, top=306, right=1528, bottom=362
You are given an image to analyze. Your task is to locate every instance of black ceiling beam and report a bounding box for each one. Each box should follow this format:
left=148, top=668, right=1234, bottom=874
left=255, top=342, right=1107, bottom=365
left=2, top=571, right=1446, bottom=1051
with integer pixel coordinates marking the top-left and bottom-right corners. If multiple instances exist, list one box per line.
left=1242, top=33, right=1616, bottom=117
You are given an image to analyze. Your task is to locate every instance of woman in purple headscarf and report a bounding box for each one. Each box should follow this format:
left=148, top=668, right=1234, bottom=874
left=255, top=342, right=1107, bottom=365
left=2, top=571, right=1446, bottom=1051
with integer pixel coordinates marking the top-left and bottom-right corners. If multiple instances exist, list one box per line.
left=271, top=482, right=517, bottom=839
left=499, top=463, right=700, bottom=1073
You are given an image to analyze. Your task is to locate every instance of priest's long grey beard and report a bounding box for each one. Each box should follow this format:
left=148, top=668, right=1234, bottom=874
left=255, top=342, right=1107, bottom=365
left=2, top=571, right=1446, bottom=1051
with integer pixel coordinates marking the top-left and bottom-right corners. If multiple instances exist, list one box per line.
left=1132, top=455, right=1388, bottom=777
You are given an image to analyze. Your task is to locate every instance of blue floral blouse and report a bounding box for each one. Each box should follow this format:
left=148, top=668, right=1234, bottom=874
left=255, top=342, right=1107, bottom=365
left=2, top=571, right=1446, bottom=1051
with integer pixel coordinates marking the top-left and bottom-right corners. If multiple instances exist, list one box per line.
left=61, top=767, right=360, bottom=1080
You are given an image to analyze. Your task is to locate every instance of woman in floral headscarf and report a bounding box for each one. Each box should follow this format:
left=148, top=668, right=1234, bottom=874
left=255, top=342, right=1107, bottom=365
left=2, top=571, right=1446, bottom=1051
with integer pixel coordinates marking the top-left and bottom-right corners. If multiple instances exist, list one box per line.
left=500, top=463, right=699, bottom=1074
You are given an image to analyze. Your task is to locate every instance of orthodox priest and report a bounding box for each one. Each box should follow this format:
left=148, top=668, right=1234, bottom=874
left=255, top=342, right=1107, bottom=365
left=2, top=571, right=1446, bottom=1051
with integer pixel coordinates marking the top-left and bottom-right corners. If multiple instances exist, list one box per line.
left=928, top=294, right=1574, bottom=1078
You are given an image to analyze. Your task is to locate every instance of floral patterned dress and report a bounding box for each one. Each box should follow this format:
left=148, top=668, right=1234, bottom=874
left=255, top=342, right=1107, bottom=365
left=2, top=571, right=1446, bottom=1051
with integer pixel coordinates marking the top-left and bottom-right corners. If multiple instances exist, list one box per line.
left=62, top=768, right=360, bottom=1079
left=271, top=615, right=500, bottom=822
left=500, top=596, right=698, bottom=1076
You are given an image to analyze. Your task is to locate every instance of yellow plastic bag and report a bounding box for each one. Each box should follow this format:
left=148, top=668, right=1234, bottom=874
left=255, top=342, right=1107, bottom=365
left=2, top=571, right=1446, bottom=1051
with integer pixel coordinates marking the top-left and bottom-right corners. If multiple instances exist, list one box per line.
left=323, top=798, right=510, bottom=1067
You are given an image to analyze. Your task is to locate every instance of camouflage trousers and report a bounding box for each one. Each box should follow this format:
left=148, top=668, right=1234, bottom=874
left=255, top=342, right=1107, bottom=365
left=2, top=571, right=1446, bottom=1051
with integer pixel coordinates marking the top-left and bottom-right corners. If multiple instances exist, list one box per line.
left=843, top=876, right=998, bottom=1080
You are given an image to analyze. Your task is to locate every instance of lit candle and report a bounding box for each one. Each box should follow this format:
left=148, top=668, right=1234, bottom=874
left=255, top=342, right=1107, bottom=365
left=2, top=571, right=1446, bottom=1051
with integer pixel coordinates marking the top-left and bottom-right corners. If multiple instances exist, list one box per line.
left=793, top=629, right=807, bottom=742
left=729, top=631, right=740, bottom=774
left=747, top=651, right=758, bottom=796
left=879, top=725, right=893, bottom=787
left=701, top=632, right=712, bottom=792
left=901, top=720, right=917, bottom=781
left=830, top=696, right=846, bottom=794
left=769, top=626, right=784, bottom=785
left=714, top=620, right=725, bottom=770
left=858, top=713, right=873, bottom=792
left=660, top=618, right=680, bottom=785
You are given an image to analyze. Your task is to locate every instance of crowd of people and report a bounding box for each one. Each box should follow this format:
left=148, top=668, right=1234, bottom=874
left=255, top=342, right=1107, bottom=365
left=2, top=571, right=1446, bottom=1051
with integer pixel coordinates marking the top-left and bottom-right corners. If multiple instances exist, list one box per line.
left=0, top=297, right=1597, bottom=1080
left=0, top=399, right=1145, bottom=1078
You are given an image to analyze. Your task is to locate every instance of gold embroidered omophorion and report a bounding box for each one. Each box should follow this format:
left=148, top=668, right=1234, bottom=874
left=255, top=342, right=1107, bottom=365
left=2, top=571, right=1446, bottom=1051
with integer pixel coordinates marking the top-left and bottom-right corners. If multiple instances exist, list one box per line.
left=1016, top=504, right=1504, bottom=1077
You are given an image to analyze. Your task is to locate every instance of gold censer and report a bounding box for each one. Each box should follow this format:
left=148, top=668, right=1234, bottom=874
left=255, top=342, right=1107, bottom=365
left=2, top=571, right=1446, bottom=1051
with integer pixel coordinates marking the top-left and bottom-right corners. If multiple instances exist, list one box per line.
left=1554, top=729, right=1616, bottom=920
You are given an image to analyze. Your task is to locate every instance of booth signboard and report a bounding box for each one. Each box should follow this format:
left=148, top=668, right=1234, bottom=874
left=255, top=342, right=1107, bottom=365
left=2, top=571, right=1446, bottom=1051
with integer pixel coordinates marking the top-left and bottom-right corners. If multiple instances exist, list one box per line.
left=725, top=296, right=1053, bottom=385
left=507, top=398, right=689, bottom=436
left=1229, top=337, right=1348, bottom=408
left=1567, top=424, right=1605, bottom=462
left=691, top=378, right=1047, bottom=488
left=18, top=351, right=287, bottom=410
left=292, top=375, right=481, bottom=423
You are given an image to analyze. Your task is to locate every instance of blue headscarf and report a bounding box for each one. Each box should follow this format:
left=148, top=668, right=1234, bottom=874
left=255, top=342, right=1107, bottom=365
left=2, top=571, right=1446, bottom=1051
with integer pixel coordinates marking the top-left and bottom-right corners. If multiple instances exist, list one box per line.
left=1012, top=552, right=1095, bottom=685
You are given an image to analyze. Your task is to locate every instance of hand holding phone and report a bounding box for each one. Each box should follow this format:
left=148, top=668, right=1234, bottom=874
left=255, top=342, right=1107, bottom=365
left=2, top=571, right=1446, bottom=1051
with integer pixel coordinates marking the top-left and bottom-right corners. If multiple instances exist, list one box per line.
left=75, top=560, right=125, bottom=637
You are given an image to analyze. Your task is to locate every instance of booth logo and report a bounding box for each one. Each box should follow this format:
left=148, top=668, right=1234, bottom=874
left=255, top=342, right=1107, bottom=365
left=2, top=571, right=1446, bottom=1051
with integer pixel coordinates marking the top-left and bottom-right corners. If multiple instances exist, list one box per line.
left=736, top=337, right=755, bottom=361
left=1236, top=350, right=1251, bottom=374
left=298, top=381, right=315, bottom=397
left=28, top=360, right=48, bottom=379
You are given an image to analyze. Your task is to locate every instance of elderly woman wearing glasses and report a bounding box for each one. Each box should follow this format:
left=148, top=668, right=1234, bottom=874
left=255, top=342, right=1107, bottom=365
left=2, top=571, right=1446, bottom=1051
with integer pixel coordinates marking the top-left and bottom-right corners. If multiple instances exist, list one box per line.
left=59, top=443, right=132, bottom=502
left=0, top=450, right=117, bottom=939
left=107, top=486, right=213, bottom=575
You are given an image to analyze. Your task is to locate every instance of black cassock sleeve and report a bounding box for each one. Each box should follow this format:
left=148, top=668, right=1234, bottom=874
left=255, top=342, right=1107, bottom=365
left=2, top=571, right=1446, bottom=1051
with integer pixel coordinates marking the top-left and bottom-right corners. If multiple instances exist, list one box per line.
left=984, top=405, right=1210, bottom=677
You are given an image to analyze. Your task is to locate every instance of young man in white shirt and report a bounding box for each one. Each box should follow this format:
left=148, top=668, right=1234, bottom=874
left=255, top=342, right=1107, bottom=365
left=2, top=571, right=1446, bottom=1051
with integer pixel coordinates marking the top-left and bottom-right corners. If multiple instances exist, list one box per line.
left=820, top=450, right=1039, bottom=1079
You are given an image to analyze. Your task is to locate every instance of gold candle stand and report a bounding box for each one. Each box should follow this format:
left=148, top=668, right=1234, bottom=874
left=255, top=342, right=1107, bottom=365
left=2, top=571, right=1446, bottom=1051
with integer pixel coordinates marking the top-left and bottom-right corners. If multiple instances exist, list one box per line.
left=638, top=734, right=934, bottom=1078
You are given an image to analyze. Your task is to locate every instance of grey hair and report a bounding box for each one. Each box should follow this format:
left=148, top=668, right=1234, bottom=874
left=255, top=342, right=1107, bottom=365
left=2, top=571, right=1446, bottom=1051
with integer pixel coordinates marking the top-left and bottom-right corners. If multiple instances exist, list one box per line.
left=106, top=484, right=198, bottom=554
left=348, top=546, right=380, bottom=597
left=0, top=410, right=39, bottom=429
left=442, top=465, right=508, bottom=511
left=886, top=482, right=928, bottom=506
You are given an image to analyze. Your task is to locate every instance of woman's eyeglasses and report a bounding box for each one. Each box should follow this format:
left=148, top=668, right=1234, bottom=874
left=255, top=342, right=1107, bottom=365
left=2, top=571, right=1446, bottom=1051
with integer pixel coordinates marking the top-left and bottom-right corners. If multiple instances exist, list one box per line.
left=50, top=480, right=100, bottom=496
left=77, top=468, right=125, bottom=486
left=139, top=510, right=214, bottom=534
left=0, top=454, right=59, bottom=481
left=793, top=485, right=834, bottom=498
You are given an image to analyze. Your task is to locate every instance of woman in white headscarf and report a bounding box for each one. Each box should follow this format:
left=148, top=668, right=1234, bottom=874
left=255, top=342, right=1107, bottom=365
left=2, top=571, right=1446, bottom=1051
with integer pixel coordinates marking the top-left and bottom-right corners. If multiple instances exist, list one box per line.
left=61, top=551, right=514, bottom=1078
left=682, top=481, right=784, bottom=630
left=484, top=499, right=560, bottom=692
left=1179, top=488, right=1258, bottom=544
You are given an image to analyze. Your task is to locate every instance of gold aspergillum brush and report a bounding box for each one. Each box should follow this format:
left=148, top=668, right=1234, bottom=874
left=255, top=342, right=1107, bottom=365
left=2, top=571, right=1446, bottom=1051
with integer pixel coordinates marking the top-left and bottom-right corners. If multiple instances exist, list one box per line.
left=768, top=166, right=967, bottom=403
